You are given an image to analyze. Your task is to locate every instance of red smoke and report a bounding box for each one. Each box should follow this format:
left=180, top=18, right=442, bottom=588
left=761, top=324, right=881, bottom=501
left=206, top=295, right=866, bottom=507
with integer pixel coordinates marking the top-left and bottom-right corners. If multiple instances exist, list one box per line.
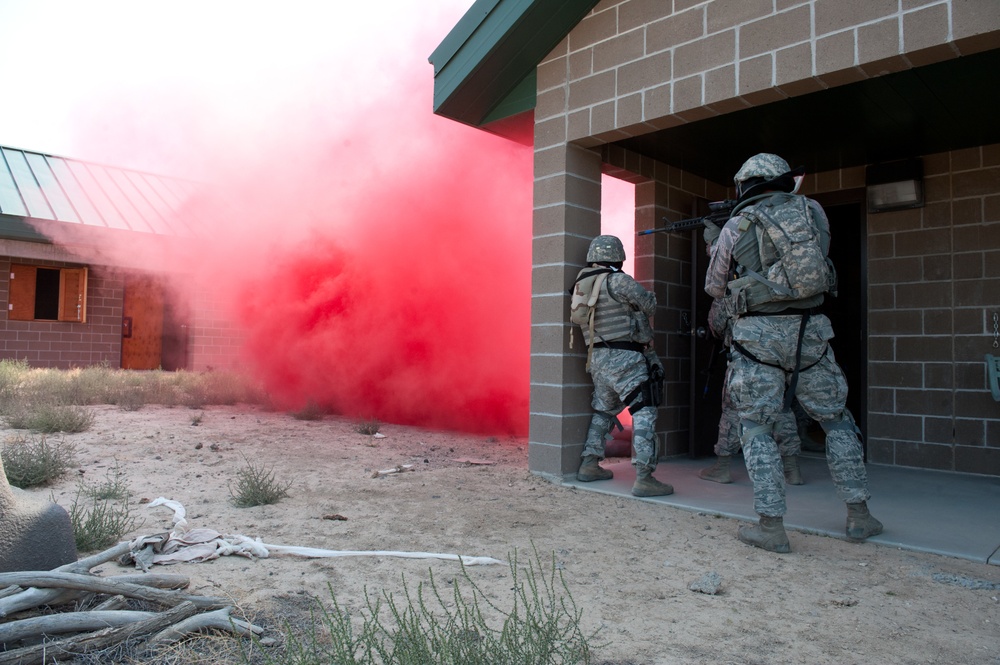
left=231, top=105, right=533, bottom=434
left=60, top=10, right=534, bottom=436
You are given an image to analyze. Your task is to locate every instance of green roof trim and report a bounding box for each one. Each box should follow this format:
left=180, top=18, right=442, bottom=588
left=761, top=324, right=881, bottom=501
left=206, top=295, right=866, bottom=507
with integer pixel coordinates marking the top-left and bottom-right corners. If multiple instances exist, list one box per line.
left=0, top=214, right=50, bottom=243
left=429, top=0, right=598, bottom=128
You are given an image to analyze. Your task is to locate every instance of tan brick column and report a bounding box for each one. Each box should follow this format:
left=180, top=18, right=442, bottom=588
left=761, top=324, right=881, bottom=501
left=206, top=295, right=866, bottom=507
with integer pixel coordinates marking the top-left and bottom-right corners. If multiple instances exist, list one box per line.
left=528, top=141, right=603, bottom=479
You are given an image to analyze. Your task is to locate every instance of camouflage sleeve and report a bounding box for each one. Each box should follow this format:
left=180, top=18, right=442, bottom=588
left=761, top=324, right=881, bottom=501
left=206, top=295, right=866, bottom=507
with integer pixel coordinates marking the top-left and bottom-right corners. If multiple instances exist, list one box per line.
left=704, top=219, right=738, bottom=299
left=606, top=271, right=656, bottom=316
left=807, top=197, right=832, bottom=255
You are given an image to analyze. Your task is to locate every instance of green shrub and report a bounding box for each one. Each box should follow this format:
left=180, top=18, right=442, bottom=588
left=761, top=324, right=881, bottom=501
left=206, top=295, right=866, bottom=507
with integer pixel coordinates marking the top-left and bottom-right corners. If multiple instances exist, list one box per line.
left=229, top=455, right=292, bottom=507
left=292, top=401, right=324, bottom=421
left=79, top=460, right=131, bottom=501
left=355, top=418, right=382, bottom=435
left=250, top=548, right=595, bottom=665
left=1, top=434, right=78, bottom=488
left=4, top=402, right=96, bottom=433
left=67, top=487, right=142, bottom=552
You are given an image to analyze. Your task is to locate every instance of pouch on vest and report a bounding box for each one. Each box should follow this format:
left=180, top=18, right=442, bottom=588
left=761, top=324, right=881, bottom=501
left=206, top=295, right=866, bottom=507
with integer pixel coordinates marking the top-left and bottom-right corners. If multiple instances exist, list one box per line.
left=738, top=195, right=835, bottom=305
left=568, top=267, right=613, bottom=370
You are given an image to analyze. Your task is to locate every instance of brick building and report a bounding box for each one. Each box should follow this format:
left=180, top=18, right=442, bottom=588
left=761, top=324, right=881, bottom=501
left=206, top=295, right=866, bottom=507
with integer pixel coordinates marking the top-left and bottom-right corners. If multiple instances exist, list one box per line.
left=0, top=145, right=243, bottom=371
left=431, top=0, right=1000, bottom=478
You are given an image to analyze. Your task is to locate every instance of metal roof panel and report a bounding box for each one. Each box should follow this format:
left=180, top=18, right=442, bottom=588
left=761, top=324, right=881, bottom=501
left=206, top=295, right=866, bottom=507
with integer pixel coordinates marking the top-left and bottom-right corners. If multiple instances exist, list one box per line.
left=0, top=144, right=203, bottom=240
left=24, top=153, right=81, bottom=223
left=3, top=148, right=54, bottom=220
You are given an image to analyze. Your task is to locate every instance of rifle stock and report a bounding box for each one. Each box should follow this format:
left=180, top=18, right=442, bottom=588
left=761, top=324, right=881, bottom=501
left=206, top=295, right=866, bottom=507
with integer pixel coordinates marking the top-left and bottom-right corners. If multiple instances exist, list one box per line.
left=637, top=199, right=738, bottom=236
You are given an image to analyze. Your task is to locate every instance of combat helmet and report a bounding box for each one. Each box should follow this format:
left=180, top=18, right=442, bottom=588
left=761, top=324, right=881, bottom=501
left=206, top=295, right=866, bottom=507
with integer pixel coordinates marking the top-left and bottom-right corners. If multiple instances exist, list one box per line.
left=734, top=153, right=791, bottom=199
left=586, top=235, right=626, bottom=263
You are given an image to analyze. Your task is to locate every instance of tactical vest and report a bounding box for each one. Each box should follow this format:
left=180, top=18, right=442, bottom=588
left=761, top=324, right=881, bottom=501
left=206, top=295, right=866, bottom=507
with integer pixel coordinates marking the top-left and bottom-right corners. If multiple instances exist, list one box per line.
left=726, top=192, right=835, bottom=314
left=582, top=275, right=635, bottom=346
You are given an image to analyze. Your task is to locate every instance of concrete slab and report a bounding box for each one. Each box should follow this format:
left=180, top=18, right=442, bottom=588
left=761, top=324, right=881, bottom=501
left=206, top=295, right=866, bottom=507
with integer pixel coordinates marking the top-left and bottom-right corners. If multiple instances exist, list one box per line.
left=563, top=455, right=1000, bottom=565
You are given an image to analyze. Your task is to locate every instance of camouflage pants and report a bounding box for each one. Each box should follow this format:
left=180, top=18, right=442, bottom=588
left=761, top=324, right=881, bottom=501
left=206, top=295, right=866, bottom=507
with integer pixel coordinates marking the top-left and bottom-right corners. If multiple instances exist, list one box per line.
left=582, top=347, right=658, bottom=468
left=716, top=380, right=801, bottom=457
left=726, top=313, right=871, bottom=517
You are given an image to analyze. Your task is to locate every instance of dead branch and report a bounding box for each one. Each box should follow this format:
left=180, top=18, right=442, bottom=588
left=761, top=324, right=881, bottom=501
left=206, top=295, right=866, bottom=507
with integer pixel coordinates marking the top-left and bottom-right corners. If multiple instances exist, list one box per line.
left=0, top=609, right=155, bottom=644
left=371, top=464, right=415, bottom=478
left=0, top=572, right=226, bottom=611
left=0, top=542, right=135, bottom=604
left=0, top=573, right=191, bottom=618
left=147, top=605, right=264, bottom=647
left=0, top=600, right=198, bottom=665
left=91, top=594, right=128, bottom=611
left=59, top=541, right=133, bottom=574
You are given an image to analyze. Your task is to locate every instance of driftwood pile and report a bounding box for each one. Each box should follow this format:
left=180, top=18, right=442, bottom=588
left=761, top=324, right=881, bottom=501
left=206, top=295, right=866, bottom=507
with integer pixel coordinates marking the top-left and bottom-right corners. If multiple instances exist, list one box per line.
left=0, top=541, right=263, bottom=664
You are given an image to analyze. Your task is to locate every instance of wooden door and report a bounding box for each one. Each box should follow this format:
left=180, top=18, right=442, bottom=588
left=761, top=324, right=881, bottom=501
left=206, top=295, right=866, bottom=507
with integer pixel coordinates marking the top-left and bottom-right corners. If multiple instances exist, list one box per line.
left=121, top=275, right=164, bottom=370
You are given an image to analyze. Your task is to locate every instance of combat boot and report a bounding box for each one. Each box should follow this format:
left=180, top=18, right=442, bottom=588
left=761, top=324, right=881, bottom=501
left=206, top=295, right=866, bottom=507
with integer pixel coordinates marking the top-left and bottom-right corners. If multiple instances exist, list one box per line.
left=782, top=455, right=803, bottom=485
left=738, top=515, right=791, bottom=553
left=576, top=455, right=613, bottom=482
left=846, top=501, right=883, bottom=542
left=698, top=455, right=733, bottom=484
left=631, top=465, right=673, bottom=497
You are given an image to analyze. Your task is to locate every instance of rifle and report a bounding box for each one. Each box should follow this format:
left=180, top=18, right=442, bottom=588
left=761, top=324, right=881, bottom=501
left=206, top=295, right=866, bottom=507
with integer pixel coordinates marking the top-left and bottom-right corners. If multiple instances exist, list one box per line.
left=637, top=199, right=738, bottom=236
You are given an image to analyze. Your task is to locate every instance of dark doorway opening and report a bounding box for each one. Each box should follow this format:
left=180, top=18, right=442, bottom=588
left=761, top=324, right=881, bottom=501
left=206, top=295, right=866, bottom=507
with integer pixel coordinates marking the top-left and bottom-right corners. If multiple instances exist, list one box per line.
left=686, top=193, right=868, bottom=458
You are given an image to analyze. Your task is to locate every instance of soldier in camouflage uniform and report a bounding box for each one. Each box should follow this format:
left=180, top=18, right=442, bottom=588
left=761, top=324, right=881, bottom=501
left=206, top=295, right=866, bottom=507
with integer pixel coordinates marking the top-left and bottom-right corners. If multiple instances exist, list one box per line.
left=699, top=299, right=806, bottom=485
left=574, top=235, right=673, bottom=497
left=704, top=153, right=882, bottom=552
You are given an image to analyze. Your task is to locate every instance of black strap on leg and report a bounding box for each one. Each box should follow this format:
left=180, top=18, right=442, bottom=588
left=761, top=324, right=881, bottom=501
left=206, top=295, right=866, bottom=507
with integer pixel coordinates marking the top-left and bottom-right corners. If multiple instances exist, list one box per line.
left=622, top=357, right=664, bottom=415
left=732, top=313, right=828, bottom=410
left=783, top=312, right=811, bottom=410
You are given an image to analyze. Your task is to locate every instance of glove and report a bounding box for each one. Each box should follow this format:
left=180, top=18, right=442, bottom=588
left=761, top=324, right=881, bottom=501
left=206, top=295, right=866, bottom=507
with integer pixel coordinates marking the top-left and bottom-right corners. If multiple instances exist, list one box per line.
left=703, top=221, right=722, bottom=246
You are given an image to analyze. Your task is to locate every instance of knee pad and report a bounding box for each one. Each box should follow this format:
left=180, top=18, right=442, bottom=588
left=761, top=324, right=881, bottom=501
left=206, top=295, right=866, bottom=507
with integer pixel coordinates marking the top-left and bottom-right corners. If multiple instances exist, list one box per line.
left=740, top=419, right=773, bottom=446
left=821, top=410, right=858, bottom=434
left=590, top=411, right=621, bottom=440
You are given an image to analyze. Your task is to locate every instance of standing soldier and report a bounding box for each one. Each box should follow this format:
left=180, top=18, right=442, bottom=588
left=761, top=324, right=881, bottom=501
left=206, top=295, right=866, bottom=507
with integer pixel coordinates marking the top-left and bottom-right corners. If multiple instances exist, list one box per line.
left=571, top=235, right=673, bottom=497
left=704, top=153, right=882, bottom=552
left=699, top=299, right=806, bottom=486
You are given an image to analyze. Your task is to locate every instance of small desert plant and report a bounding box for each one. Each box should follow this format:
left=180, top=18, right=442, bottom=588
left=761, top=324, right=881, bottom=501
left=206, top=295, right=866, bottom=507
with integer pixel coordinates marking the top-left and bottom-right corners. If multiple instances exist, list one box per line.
left=1, top=434, right=78, bottom=488
left=0, top=361, right=269, bottom=411
left=67, top=486, right=142, bottom=552
left=229, top=455, right=292, bottom=507
left=355, top=418, right=382, bottom=435
left=248, top=548, right=595, bottom=665
left=3, top=401, right=95, bottom=433
left=79, top=460, right=131, bottom=501
left=291, top=401, right=324, bottom=421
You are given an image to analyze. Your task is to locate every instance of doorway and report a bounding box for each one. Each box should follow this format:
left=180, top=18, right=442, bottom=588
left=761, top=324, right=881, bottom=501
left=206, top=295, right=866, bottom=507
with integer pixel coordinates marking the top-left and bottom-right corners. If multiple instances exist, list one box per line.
left=121, top=275, right=189, bottom=371
left=687, top=195, right=868, bottom=457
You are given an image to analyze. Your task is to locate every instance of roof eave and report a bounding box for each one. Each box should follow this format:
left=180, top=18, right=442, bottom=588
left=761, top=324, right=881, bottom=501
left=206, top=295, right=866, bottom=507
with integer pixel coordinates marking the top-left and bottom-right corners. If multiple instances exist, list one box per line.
left=429, top=0, right=598, bottom=128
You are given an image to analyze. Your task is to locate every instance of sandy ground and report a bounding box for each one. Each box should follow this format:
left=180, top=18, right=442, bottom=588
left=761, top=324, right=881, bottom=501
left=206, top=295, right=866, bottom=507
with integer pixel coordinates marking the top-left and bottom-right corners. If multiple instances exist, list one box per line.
left=13, top=404, right=1000, bottom=664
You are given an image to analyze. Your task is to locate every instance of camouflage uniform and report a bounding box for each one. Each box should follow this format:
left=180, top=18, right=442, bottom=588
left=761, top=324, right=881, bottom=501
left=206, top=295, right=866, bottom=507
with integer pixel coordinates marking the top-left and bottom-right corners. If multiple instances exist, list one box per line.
left=581, top=272, right=660, bottom=468
left=707, top=298, right=802, bottom=459
left=715, top=387, right=800, bottom=458
left=705, top=158, right=872, bottom=520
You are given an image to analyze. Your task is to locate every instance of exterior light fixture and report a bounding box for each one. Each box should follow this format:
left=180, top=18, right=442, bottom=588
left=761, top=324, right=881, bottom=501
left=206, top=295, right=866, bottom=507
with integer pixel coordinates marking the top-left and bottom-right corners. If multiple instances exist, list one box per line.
left=866, top=158, right=924, bottom=213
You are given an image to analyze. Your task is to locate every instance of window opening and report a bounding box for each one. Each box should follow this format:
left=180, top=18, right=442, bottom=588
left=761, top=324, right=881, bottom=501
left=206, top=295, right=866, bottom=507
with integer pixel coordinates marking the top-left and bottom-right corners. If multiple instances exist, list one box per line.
left=34, top=268, right=61, bottom=319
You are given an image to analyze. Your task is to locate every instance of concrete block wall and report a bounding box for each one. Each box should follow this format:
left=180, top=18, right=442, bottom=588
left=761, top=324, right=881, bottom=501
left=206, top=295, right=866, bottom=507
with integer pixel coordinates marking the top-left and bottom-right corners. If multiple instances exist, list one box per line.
left=187, top=289, right=246, bottom=372
left=529, top=0, right=1000, bottom=478
left=803, top=143, right=1000, bottom=475
left=530, top=131, right=730, bottom=477
left=0, top=256, right=122, bottom=368
left=536, top=0, right=1000, bottom=145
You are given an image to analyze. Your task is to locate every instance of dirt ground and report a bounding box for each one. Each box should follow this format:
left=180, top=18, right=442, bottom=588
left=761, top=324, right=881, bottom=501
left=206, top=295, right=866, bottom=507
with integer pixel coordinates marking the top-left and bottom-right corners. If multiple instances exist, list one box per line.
left=18, top=404, right=1000, bottom=664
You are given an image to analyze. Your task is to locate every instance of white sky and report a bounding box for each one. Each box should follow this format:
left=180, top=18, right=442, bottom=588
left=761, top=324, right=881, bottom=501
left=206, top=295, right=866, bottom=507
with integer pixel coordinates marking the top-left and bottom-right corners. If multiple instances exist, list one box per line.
left=0, top=0, right=473, bottom=165
left=0, top=0, right=637, bottom=259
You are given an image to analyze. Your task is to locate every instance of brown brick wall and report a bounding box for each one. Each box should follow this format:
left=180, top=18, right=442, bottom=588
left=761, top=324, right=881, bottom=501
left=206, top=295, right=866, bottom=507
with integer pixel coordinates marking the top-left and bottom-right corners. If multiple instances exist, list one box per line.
left=807, top=144, right=1000, bottom=476
left=529, top=138, right=731, bottom=477
left=541, top=0, right=1000, bottom=143
left=0, top=253, right=244, bottom=373
left=529, top=0, right=1000, bottom=478
left=187, top=289, right=246, bottom=371
left=0, top=256, right=122, bottom=368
